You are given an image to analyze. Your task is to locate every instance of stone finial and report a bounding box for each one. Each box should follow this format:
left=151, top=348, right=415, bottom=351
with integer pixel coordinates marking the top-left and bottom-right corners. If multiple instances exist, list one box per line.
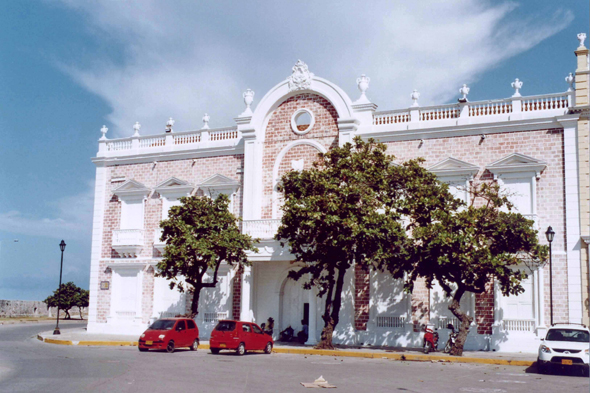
left=242, top=89, right=255, bottom=116
left=100, top=125, right=108, bottom=140
left=166, top=117, right=175, bottom=132
left=565, top=73, right=574, bottom=91
left=411, top=89, right=420, bottom=107
left=202, top=113, right=210, bottom=130
left=459, top=84, right=470, bottom=102
left=133, top=121, right=141, bottom=137
left=511, top=78, right=523, bottom=97
left=356, top=74, right=370, bottom=103
left=577, top=33, right=587, bottom=49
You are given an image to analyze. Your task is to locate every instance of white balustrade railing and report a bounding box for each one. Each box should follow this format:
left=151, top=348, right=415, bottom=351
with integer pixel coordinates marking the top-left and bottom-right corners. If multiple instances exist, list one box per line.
left=503, top=319, right=535, bottom=332
left=159, top=312, right=179, bottom=318
left=420, top=104, right=460, bottom=121
left=469, top=100, right=512, bottom=116
left=139, top=136, right=165, bottom=148
left=210, top=127, right=238, bottom=141
left=174, top=131, right=201, bottom=145
left=522, top=93, right=569, bottom=112
left=242, top=219, right=281, bottom=239
left=203, top=312, right=228, bottom=323
left=371, top=91, right=571, bottom=126
left=106, top=140, right=132, bottom=152
left=112, top=229, right=144, bottom=246
left=373, top=110, right=410, bottom=125
left=375, top=315, right=406, bottom=328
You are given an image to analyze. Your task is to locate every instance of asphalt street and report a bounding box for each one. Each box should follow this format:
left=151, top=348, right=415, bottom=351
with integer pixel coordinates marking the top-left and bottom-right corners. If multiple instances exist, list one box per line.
left=0, top=322, right=587, bottom=393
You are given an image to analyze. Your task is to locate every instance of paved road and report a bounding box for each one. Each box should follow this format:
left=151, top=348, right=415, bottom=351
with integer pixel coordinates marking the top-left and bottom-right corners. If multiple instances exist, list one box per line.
left=0, top=322, right=587, bottom=393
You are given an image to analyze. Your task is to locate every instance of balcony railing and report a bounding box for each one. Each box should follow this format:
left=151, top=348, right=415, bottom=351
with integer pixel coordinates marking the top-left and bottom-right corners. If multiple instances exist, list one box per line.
left=503, top=319, right=535, bottom=332
left=112, top=229, right=144, bottom=258
left=372, top=91, right=572, bottom=128
left=242, top=219, right=281, bottom=239
left=153, top=228, right=165, bottom=253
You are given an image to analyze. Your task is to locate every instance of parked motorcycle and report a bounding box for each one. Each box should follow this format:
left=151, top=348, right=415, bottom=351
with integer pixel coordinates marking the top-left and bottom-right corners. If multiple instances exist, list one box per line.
left=423, top=326, right=439, bottom=354
left=443, top=323, right=459, bottom=353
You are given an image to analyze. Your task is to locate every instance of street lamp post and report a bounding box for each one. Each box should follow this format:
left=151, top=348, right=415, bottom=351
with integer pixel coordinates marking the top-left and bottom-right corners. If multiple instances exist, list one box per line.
left=545, top=227, right=555, bottom=326
left=53, top=240, right=66, bottom=335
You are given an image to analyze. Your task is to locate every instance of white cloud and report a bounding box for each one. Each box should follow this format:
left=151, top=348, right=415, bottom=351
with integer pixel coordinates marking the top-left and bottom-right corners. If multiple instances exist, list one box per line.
left=0, top=182, right=94, bottom=241
left=54, top=0, right=573, bottom=138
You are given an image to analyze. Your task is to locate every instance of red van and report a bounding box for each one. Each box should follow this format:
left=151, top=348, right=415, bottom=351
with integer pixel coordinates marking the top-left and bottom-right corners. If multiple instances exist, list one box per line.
left=138, top=318, right=199, bottom=353
left=209, top=320, right=273, bottom=355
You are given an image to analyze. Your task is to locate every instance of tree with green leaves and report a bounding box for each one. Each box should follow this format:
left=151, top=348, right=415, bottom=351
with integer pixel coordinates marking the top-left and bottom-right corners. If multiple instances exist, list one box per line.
left=276, top=137, right=410, bottom=349
left=157, top=193, right=258, bottom=318
left=397, top=180, right=548, bottom=356
left=44, top=282, right=88, bottom=320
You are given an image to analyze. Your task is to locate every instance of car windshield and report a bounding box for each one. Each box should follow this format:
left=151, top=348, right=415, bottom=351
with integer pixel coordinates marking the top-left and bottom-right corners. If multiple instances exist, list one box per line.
left=546, top=329, right=589, bottom=342
left=148, top=320, right=176, bottom=330
left=215, top=321, right=236, bottom=331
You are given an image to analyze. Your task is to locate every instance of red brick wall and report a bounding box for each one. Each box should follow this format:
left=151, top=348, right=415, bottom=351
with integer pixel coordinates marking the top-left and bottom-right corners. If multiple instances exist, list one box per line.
left=354, top=264, right=370, bottom=331
left=411, top=277, right=430, bottom=330
left=261, top=93, right=339, bottom=218
left=475, top=279, right=494, bottom=334
left=232, top=269, right=242, bottom=319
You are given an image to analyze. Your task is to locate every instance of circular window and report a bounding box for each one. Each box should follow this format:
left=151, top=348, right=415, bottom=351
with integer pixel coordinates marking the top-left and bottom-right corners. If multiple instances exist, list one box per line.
left=291, top=109, right=315, bottom=135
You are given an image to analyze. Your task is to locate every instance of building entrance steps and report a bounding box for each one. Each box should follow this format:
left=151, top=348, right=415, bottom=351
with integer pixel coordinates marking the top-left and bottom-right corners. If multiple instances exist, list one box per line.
left=37, top=327, right=537, bottom=367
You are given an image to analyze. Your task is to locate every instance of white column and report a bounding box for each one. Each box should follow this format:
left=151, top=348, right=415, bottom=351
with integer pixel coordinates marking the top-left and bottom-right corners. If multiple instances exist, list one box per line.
left=241, top=130, right=263, bottom=220
left=240, top=265, right=254, bottom=322
left=87, top=164, right=108, bottom=333
left=306, top=287, right=318, bottom=345
left=560, top=117, right=583, bottom=323
left=536, top=267, right=547, bottom=337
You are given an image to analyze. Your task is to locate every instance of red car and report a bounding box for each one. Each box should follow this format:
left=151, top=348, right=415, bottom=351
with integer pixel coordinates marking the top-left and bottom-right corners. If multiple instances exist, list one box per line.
left=138, top=318, right=199, bottom=353
left=209, top=320, right=273, bottom=355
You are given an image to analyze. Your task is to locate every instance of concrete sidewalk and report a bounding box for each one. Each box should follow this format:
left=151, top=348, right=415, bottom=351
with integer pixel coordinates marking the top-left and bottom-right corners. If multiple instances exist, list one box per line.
left=37, top=327, right=537, bottom=367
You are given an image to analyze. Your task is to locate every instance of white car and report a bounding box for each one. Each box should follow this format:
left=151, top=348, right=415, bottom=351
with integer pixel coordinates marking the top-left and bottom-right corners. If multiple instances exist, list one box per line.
left=537, top=324, right=589, bottom=375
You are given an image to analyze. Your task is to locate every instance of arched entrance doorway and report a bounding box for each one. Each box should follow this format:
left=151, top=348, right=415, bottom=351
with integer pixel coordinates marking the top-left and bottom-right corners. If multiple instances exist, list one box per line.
left=279, top=276, right=309, bottom=335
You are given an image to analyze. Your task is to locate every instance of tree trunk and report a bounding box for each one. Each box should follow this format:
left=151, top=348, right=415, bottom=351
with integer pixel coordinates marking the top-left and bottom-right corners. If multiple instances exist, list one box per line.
left=447, top=287, right=473, bottom=356
left=79, top=308, right=84, bottom=320
left=316, top=265, right=347, bottom=350
left=188, top=285, right=201, bottom=319
left=64, top=309, right=71, bottom=320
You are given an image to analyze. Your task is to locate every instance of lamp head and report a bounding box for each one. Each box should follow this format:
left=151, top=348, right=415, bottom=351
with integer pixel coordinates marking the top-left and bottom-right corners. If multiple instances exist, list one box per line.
left=59, top=240, right=66, bottom=252
left=545, top=226, right=555, bottom=243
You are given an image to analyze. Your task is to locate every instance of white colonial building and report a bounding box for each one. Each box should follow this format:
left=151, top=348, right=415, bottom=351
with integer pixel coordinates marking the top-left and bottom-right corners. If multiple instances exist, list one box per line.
left=87, top=34, right=590, bottom=353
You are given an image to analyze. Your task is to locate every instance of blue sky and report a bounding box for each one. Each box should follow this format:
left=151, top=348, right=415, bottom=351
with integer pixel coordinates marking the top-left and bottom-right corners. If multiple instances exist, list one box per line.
left=0, top=0, right=587, bottom=301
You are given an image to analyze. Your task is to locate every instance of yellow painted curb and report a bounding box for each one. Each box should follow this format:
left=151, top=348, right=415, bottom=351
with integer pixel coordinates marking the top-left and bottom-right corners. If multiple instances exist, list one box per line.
left=271, top=347, right=534, bottom=367
left=44, top=338, right=73, bottom=345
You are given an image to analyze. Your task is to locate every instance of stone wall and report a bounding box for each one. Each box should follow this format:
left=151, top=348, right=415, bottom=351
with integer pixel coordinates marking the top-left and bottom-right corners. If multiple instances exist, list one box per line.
left=0, top=300, right=87, bottom=318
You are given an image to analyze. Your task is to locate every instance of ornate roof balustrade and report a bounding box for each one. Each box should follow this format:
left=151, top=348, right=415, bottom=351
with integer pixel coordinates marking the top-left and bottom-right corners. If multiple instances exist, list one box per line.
left=98, top=126, right=240, bottom=159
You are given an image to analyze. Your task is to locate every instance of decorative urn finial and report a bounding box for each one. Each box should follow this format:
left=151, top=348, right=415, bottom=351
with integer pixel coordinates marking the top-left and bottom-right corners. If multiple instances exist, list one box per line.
left=577, top=33, right=587, bottom=49
left=202, top=113, right=210, bottom=130
left=100, top=125, right=108, bottom=140
left=411, top=89, right=420, bottom=107
left=242, top=89, right=255, bottom=116
left=511, top=78, right=523, bottom=97
left=287, top=60, right=314, bottom=92
left=459, top=84, right=470, bottom=102
left=356, top=74, right=370, bottom=103
left=565, top=73, right=575, bottom=92
left=166, top=117, right=175, bottom=133
left=133, top=121, right=141, bottom=137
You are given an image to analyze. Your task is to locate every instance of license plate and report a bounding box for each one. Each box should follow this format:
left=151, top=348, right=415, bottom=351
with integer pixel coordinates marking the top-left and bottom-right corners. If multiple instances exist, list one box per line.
left=146, top=341, right=153, bottom=346
left=562, top=359, right=573, bottom=365
left=220, top=344, right=226, bottom=348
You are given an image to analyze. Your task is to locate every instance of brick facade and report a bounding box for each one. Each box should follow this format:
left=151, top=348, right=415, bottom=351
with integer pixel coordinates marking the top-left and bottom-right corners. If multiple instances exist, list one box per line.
left=354, top=264, right=370, bottom=331
left=232, top=269, right=242, bottom=319
left=475, top=280, right=494, bottom=335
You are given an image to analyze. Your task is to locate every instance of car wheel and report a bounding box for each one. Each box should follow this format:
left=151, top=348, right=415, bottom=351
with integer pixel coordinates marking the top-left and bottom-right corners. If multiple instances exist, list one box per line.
left=138, top=347, right=148, bottom=352
left=190, top=339, right=199, bottom=351
left=236, top=342, right=246, bottom=356
left=210, top=348, right=220, bottom=354
left=264, top=342, right=273, bottom=354
left=423, top=342, right=432, bottom=354
left=166, top=340, right=175, bottom=353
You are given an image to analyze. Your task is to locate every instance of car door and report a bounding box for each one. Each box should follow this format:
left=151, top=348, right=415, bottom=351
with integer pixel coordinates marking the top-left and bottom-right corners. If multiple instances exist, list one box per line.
left=186, top=319, right=198, bottom=343
left=251, top=323, right=266, bottom=350
left=175, top=320, right=187, bottom=347
left=241, top=323, right=253, bottom=349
